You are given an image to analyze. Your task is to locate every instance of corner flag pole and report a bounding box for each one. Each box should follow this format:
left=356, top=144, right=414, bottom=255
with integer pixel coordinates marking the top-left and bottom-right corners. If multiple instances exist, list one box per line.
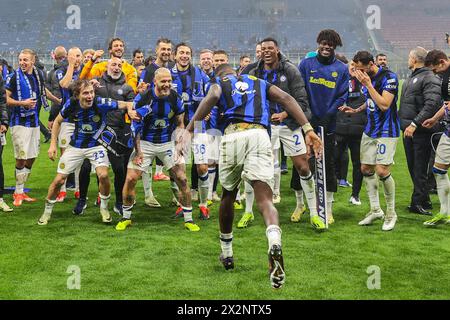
left=315, top=126, right=328, bottom=229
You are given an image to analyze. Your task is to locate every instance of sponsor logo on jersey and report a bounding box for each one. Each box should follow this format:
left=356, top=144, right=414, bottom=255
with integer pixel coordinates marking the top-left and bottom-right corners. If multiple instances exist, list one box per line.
left=309, top=76, right=336, bottom=89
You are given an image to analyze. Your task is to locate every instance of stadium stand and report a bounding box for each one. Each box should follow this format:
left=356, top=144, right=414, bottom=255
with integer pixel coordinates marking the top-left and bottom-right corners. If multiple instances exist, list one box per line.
left=360, top=0, right=450, bottom=51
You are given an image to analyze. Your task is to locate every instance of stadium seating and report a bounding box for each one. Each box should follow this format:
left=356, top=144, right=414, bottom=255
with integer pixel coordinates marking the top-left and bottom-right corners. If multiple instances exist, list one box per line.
left=360, top=0, right=450, bottom=51
left=0, top=0, right=368, bottom=56
left=1, top=0, right=447, bottom=59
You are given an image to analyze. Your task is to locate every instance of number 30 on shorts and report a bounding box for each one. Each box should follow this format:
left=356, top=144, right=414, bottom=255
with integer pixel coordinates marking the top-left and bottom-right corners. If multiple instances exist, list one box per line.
left=194, top=144, right=206, bottom=155
left=93, top=150, right=106, bottom=161
left=377, top=144, right=386, bottom=155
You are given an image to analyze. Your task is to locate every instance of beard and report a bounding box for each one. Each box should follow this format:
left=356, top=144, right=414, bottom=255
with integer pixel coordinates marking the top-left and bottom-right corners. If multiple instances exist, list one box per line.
left=108, top=71, right=121, bottom=80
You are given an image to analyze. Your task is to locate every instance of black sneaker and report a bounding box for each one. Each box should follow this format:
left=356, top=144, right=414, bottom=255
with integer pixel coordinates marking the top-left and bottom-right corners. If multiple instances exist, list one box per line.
left=268, top=244, right=285, bottom=289
left=219, top=253, right=234, bottom=270
left=73, top=199, right=87, bottom=215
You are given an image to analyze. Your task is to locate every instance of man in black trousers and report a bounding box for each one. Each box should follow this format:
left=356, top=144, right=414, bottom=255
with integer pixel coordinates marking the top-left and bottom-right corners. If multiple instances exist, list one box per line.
left=399, top=47, right=442, bottom=215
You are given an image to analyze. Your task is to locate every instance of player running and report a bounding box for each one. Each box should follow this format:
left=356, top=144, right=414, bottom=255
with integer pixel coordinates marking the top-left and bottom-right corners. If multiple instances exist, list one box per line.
left=177, top=64, right=322, bottom=289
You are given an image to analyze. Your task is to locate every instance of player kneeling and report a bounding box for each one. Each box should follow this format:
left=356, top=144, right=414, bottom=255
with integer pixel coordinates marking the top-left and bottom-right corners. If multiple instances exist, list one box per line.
left=115, top=68, right=200, bottom=232
left=38, top=79, right=138, bottom=225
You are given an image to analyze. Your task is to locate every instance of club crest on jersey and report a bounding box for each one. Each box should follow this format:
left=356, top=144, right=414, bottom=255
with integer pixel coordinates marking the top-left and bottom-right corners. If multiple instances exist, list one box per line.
left=332, top=72, right=338, bottom=78
left=280, top=75, right=287, bottom=82
left=92, top=115, right=101, bottom=123
left=235, top=81, right=249, bottom=92
left=181, top=92, right=189, bottom=102
left=59, top=163, right=65, bottom=170
left=81, top=124, right=93, bottom=133
left=153, top=119, right=167, bottom=128
left=367, top=99, right=376, bottom=112
left=232, top=81, right=256, bottom=96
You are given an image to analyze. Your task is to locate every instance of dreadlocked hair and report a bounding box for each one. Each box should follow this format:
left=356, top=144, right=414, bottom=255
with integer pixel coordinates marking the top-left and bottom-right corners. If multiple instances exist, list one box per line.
left=316, top=29, right=343, bottom=48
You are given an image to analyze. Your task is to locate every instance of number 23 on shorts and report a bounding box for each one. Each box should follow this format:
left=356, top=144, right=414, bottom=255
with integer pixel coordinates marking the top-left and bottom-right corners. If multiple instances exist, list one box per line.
left=94, top=150, right=106, bottom=161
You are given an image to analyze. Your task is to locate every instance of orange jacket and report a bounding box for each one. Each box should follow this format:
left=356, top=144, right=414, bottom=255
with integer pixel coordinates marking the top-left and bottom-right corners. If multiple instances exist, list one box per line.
left=80, top=59, right=138, bottom=93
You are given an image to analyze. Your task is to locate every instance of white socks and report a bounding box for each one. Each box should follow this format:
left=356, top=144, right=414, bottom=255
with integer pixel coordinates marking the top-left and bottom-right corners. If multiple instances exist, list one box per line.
left=15, top=167, right=30, bottom=194
left=44, top=199, right=57, bottom=214
left=207, top=167, right=216, bottom=200
left=299, top=173, right=316, bottom=216
left=295, top=190, right=304, bottom=209
left=155, top=164, right=163, bottom=175
left=273, top=148, right=281, bottom=196
left=142, top=169, right=152, bottom=198
left=266, top=225, right=282, bottom=250
left=364, top=173, right=381, bottom=212
left=380, top=174, right=396, bottom=214
left=183, top=206, right=193, bottom=222
left=244, top=181, right=254, bottom=214
left=220, top=232, right=233, bottom=258
left=122, top=204, right=133, bottom=219
left=99, top=194, right=110, bottom=210
left=198, top=172, right=209, bottom=207
left=434, top=167, right=450, bottom=215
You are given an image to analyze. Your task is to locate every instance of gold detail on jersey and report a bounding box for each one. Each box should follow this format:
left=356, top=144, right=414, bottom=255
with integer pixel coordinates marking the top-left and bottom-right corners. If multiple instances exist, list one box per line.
left=60, top=163, right=66, bottom=170
left=332, top=72, right=338, bottom=78
left=248, top=75, right=258, bottom=81
left=92, top=115, right=101, bottom=123
left=309, top=76, right=336, bottom=89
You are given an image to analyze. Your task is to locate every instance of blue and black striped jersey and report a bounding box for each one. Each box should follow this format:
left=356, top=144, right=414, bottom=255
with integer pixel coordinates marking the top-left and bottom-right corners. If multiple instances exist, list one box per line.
left=132, top=89, right=184, bottom=144
left=55, top=66, right=82, bottom=106
left=60, top=97, right=118, bottom=148
left=5, top=70, right=41, bottom=128
left=170, top=65, right=209, bottom=129
left=213, top=74, right=273, bottom=131
left=363, top=68, right=400, bottom=138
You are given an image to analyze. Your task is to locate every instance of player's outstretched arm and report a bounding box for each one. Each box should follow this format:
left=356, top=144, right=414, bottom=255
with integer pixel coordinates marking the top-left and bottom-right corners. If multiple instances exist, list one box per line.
left=422, top=103, right=448, bottom=128
left=185, top=84, right=221, bottom=133
left=267, top=85, right=309, bottom=127
left=268, top=85, right=322, bottom=158
left=48, top=114, right=63, bottom=161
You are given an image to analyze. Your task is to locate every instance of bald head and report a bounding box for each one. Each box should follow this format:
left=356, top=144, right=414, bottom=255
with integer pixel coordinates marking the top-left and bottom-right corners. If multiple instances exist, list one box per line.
left=68, top=47, right=82, bottom=69
left=154, top=67, right=172, bottom=97
left=54, top=46, right=67, bottom=62
left=214, top=63, right=236, bottom=78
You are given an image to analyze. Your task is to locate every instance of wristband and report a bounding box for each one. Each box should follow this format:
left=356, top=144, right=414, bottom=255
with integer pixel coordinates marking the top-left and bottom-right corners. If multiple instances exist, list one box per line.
left=410, top=122, right=417, bottom=128
left=302, top=123, right=314, bottom=133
